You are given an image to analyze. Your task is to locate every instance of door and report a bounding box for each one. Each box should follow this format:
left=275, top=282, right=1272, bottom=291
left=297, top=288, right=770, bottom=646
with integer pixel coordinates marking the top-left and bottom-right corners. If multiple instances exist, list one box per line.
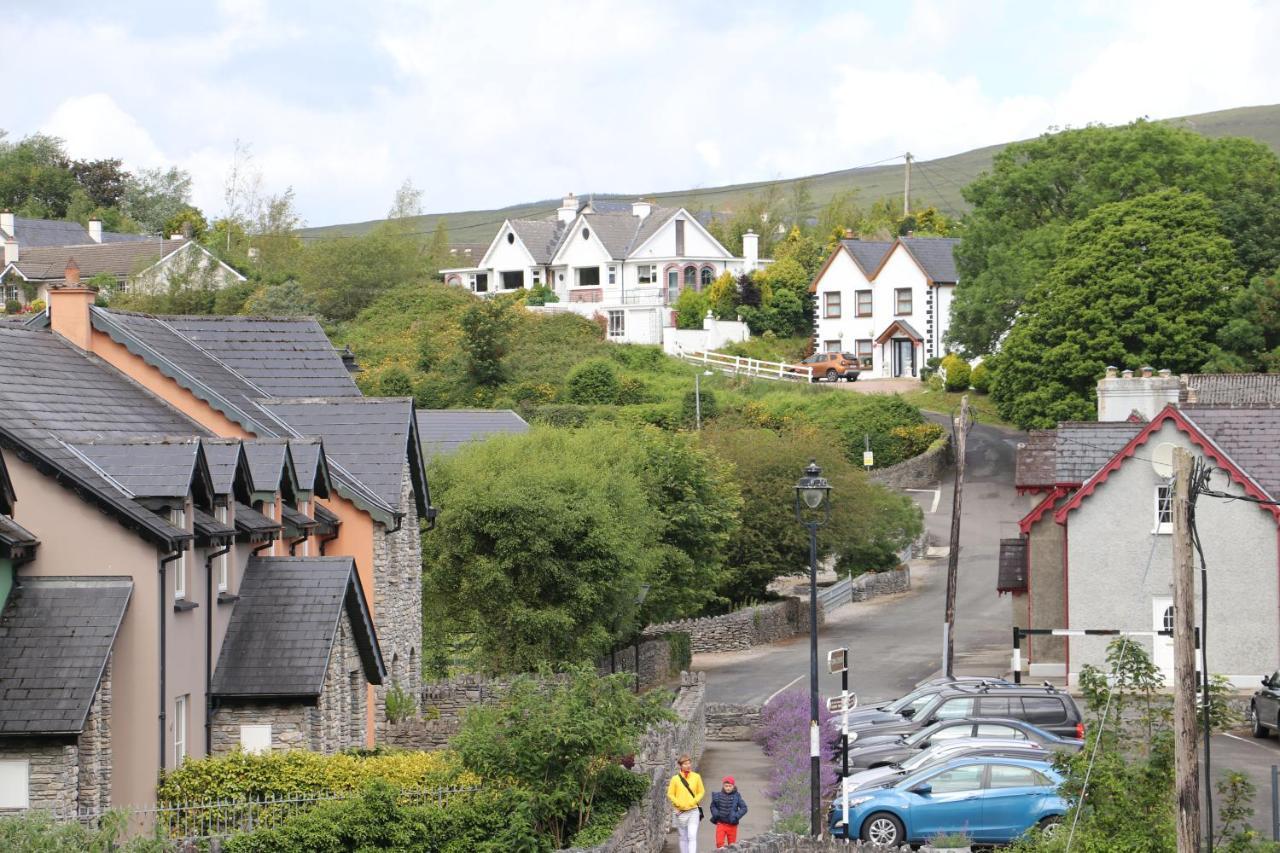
left=1257, top=671, right=1280, bottom=729
left=980, top=764, right=1048, bottom=841
left=667, top=269, right=680, bottom=304
left=907, top=763, right=986, bottom=839
left=1152, top=597, right=1174, bottom=684
left=893, top=339, right=916, bottom=377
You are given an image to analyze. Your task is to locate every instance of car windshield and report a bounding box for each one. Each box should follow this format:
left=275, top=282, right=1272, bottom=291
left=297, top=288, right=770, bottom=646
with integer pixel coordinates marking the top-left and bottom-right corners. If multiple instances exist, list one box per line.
left=904, top=722, right=950, bottom=747
left=886, top=688, right=934, bottom=714
left=900, top=745, right=961, bottom=772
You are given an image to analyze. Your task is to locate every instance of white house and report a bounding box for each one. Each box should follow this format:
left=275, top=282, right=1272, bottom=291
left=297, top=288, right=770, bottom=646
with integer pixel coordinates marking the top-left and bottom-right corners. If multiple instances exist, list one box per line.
left=441, top=194, right=764, bottom=345
left=808, top=236, right=960, bottom=378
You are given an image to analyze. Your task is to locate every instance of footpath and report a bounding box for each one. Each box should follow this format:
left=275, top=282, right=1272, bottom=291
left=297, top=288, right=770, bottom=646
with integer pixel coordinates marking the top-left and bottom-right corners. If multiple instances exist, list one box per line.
left=660, top=741, right=773, bottom=852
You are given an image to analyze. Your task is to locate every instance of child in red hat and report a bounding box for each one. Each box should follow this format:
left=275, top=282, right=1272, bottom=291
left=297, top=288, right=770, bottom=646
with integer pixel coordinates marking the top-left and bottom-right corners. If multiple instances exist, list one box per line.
left=709, top=775, right=748, bottom=848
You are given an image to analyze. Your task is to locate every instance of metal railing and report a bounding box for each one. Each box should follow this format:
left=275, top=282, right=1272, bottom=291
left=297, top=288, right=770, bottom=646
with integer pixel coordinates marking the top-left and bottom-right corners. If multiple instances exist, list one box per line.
left=621, top=287, right=666, bottom=305
left=673, top=347, right=814, bottom=382
left=817, top=577, right=853, bottom=611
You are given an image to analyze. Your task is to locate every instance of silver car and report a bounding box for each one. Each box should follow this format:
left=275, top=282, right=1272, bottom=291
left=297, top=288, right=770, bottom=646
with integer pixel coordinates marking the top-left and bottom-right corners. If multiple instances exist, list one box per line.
left=840, top=738, right=1052, bottom=795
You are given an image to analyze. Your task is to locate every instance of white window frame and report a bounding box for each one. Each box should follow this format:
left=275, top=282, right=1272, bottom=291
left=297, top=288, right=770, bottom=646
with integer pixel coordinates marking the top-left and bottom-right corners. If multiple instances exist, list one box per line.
left=823, top=292, right=841, bottom=319
left=1154, top=484, right=1173, bottom=534
left=174, top=695, right=188, bottom=766
left=607, top=310, right=625, bottom=339
left=608, top=266, right=617, bottom=285
left=240, top=724, right=272, bottom=755
left=824, top=340, right=841, bottom=353
left=638, top=264, right=657, bottom=284
left=0, top=759, right=29, bottom=808
left=216, top=505, right=230, bottom=592
left=170, top=508, right=187, bottom=599
left=531, top=269, right=542, bottom=286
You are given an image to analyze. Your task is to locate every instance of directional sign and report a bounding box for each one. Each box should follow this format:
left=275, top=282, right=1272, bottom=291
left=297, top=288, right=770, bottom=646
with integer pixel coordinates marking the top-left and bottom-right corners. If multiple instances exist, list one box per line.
left=826, top=693, right=858, bottom=713
left=863, top=451, right=874, bottom=468
left=827, top=647, right=848, bottom=674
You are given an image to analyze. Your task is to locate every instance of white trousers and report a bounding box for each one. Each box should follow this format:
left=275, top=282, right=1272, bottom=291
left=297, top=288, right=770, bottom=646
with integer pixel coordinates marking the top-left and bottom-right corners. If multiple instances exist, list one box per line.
left=676, top=808, right=699, bottom=853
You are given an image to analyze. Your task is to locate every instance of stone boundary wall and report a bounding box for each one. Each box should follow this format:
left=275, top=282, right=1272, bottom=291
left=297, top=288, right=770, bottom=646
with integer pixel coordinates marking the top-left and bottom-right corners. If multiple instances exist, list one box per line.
left=713, top=833, right=912, bottom=852
left=849, top=565, right=911, bottom=602
left=645, top=597, right=823, bottom=655
left=870, top=433, right=952, bottom=490
left=597, top=636, right=677, bottom=691
left=706, top=703, right=762, bottom=741
left=568, top=671, right=707, bottom=853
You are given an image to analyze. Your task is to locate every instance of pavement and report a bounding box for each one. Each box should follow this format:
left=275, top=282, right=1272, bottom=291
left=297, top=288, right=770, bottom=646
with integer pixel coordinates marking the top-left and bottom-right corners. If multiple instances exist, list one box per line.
left=660, top=741, right=773, bottom=852
left=1207, top=730, right=1280, bottom=839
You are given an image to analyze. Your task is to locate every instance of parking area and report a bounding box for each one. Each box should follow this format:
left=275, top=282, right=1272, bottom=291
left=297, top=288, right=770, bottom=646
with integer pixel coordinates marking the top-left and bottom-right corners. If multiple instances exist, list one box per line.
left=1210, top=731, right=1280, bottom=839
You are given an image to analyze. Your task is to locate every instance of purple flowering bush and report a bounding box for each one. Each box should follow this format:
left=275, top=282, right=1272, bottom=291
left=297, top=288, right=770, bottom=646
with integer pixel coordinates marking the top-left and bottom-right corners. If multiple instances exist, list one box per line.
left=754, top=688, right=840, bottom=827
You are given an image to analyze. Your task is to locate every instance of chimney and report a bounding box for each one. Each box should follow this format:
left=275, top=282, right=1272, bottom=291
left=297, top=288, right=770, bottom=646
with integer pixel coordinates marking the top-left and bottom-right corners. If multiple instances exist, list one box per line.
left=3, top=235, right=17, bottom=265
left=1096, top=365, right=1180, bottom=422
left=632, top=198, right=652, bottom=221
left=88, top=218, right=103, bottom=243
left=0, top=210, right=13, bottom=238
left=843, top=229, right=855, bottom=239
left=742, top=230, right=759, bottom=272
left=47, top=264, right=97, bottom=352
left=169, top=233, right=184, bottom=241
left=340, top=345, right=361, bottom=374
left=557, top=192, right=578, bottom=224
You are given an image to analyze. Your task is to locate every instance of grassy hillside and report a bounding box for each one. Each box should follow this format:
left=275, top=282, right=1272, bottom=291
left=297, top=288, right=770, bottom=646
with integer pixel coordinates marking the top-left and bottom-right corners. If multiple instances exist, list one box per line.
left=302, top=103, right=1280, bottom=243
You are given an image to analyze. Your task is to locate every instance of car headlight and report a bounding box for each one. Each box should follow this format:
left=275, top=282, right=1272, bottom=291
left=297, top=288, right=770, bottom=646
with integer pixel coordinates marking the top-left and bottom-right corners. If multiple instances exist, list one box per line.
left=846, top=796, right=874, bottom=809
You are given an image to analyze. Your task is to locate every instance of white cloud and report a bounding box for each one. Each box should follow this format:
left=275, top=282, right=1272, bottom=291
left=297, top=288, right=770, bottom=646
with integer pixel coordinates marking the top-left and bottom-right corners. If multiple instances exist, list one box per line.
left=41, top=94, right=168, bottom=169
left=695, top=141, right=722, bottom=171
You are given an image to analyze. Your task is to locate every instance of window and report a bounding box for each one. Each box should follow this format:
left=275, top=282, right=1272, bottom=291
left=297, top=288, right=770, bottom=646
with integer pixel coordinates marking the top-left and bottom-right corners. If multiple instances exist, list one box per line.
left=855, top=339, right=873, bottom=365
left=977, top=696, right=1012, bottom=716
left=925, top=764, right=984, bottom=794
left=1162, top=606, right=1174, bottom=633
left=0, top=759, right=29, bottom=808
left=607, top=310, right=625, bottom=339
left=675, top=219, right=685, bottom=256
left=1021, top=697, right=1068, bottom=725
left=170, top=509, right=187, bottom=599
left=174, top=695, right=188, bottom=766
left=575, top=267, right=600, bottom=287
left=1154, top=484, right=1173, bottom=534
left=667, top=269, right=680, bottom=303
left=581, top=227, right=590, bottom=241
left=216, top=505, right=230, bottom=592
left=684, top=265, right=697, bottom=287
left=823, top=292, right=841, bottom=319
left=638, top=264, right=657, bottom=284
left=531, top=269, right=542, bottom=286
left=824, top=340, right=842, bottom=353
left=976, top=724, right=1024, bottom=739
left=607, top=266, right=617, bottom=285
left=988, top=764, right=1040, bottom=789
left=933, top=697, right=975, bottom=720
left=855, top=290, right=872, bottom=317
left=700, top=267, right=713, bottom=288
left=240, top=724, right=272, bottom=755
left=895, top=288, right=913, bottom=315
left=930, top=725, right=973, bottom=742
left=473, top=273, right=488, bottom=293
left=506, top=232, right=515, bottom=244
left=501, top=270, right=523, bottom=290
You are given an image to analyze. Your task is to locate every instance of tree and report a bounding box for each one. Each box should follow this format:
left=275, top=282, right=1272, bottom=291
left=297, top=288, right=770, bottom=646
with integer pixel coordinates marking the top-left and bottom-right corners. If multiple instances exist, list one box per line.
left=991, top=190, right=1244, bottom=428
left=0, top=132, right=77, bottom=217
left=566, top=358, right=619, bottom=404
left=69, top=157, right=129, bottom=209
left=426, top=218, right=451, bottom=277
left=388, top=178, right=423, bottom=219
left=1211, top=268, right=1280, bottom=372
left=250, top=189, right=304, bottom=282
left=459, top=297, right=515, bottom=386
left=123, top=166, right=194, bottom=234
left=221, top=139, right=262, bottom=250
left=704, top=271, right=738, bottom=319
left=163, top=205, right=208, bottom=241
left=772, top=226, right=824, bottom=278
left=242, top=280, right=316, bottom=316
left=949, top=120, right=1280, bottom=356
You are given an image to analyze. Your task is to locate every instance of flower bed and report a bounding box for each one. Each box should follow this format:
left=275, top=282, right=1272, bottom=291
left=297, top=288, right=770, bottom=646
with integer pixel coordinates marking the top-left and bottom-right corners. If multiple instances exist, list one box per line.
left=754, top=688, right=839, bottom=832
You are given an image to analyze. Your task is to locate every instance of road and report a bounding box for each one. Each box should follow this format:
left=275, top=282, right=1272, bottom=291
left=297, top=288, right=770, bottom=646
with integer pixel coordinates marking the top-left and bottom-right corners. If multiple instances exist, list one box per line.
left=700, top=418, right=1028, bottom=707
left=1209, top=731, right=1280, bottom=839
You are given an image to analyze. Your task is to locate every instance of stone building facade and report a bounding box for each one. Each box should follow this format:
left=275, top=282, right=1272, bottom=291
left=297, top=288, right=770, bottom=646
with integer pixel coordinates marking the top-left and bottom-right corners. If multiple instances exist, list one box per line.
left=371, top=463, right=423, bottom=738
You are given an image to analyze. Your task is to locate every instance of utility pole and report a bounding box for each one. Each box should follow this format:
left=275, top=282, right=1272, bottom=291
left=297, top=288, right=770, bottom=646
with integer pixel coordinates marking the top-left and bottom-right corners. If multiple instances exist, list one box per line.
left=903, top=152, right=913, bottom=217
left=943, top=395, right=969, bottom=677
left=1172, top=447, right=1202, bottom=853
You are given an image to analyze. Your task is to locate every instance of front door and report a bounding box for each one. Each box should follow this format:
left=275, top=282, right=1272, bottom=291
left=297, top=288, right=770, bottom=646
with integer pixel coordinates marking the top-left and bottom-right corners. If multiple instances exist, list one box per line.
left=893, top=339, right=916, bottom=378
left=1152, top=597, right=1174, bottom=684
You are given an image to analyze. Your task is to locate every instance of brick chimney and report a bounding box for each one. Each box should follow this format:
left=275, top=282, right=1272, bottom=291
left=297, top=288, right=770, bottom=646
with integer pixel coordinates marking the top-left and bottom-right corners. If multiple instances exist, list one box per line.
left=1096, top=365, right=1180, bottom=422
left=88, top=218, right=103, bottom=243
left=48, top=261, right=97, bottom=352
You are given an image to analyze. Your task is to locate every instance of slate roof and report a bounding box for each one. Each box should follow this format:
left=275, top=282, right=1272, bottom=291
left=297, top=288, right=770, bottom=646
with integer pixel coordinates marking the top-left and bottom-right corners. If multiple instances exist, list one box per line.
left=69, top=438, right=204, bottom=498
left=234, top=502, right=282, bottom=539
left=1183, top=374, right=1280, bottom=407
left=242, top=439, right=294, bottom=495
left=569, top=207, right=681, bottom=260
left=1054, top=422, right=1143, bottom=484
left=509, top=220, right=567, bottom=264
left=898, top=237, right=960, bottom=283
left=5, top=217, right=93, bottom=248
left=0, top=515, right=39, bottom=554
left=1016, top=431, right=1058, bottom=489
left=997, top=538, right=1028, bottom=593
left=1182, top=407, right=1280, bottom=499
left=211, top=557, right=383, bottom=698
left=839, top=239, right=896, bottom=275
left=416, top=409, right=530, bottom=459
left=875, top=318, right=924, bottom=344
left=0, top=576, right=132, bottom=735
left=0, top=327, right=195, bottom=546
left=202, top=439, right=249, bottom=497
left=287, top=438, right=329, bottom=496
left=313, top=503, right=340, bottom=535
left=281, top=503, right=317, bottom=532
left=10, top=240, right=188, bottom=280
left=193, top=507, right=235, bottom=542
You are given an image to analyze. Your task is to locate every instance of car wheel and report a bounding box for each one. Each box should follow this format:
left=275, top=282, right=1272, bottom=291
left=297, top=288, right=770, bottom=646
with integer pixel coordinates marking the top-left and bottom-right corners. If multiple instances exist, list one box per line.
left=849, top=373, right=859, bottom=381
left=861, top=812, right=904, bottom=846
left=1251, top=704, right=1270, bottom=738
left=1038, top=815, right=1063, bottom=837
left=826, top=368, right=838, bottom=381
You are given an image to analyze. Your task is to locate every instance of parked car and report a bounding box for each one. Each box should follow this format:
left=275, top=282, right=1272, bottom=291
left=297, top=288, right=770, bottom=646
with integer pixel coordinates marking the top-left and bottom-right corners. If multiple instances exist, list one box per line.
left=796, top=351, right=860, bottom=382
left=842, top=717, right=1084, bottom=771
left=841, top=739, right=1053, bottom=793
left=829, top=756, right=1067, bottom=846
left=831, top=678, right=1014, bottom=733
left=1250, top=670, right=1280, bottom=737
left=844, top=684, right=1086, bottom=742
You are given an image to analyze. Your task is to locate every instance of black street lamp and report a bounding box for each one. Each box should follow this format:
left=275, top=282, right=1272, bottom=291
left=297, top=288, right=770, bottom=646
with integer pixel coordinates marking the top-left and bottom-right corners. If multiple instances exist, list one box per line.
left=795, top=459, right=832, bottom=837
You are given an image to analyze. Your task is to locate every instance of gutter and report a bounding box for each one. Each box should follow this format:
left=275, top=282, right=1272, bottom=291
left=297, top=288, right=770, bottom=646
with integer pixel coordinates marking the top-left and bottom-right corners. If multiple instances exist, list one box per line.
left=204, top=539, right=233, bottom=755
left=158, top=548, right=185, bottom=772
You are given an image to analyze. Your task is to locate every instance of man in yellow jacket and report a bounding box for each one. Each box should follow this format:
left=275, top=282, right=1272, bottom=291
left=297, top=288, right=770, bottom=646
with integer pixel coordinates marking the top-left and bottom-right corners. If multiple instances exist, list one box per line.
left=667, top=753, right=705, bottom=853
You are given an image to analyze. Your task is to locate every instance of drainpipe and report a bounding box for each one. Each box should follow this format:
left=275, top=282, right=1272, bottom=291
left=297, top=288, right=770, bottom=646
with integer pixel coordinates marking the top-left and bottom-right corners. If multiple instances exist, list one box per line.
left=318, top=527, right=340, bottom=556
left=287, top=533, right=309, bottom=556
left=158, top=548, right=185, bottom=772
left=204, top=540, right=233, bottom=755
left=251, top=539, right=274, bottom=557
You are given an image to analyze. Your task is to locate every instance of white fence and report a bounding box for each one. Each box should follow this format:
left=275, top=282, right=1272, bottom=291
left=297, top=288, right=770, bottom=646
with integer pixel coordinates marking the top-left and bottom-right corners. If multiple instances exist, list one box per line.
left=672, top=347, right=814, bottom=382
left=816, top=577, right=853, bottom=611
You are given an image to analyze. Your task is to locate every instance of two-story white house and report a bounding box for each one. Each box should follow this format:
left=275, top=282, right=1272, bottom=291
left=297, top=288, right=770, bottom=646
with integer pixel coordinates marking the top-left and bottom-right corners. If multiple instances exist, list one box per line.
left=441, top=194, right=764, bottom=345
left=808, top=236, right=960, bottom=378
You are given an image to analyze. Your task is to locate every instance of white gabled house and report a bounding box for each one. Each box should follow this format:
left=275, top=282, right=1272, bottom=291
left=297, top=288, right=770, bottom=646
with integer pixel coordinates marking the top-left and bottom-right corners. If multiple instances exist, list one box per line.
left=808, top=236, right=960, bottom=378
left=441, top=193, right=765, bottom=345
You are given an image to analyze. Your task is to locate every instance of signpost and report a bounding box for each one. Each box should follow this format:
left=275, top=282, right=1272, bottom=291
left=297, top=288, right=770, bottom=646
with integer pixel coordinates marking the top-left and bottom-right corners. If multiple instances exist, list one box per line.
left=828, top=647, right=851, bottom=831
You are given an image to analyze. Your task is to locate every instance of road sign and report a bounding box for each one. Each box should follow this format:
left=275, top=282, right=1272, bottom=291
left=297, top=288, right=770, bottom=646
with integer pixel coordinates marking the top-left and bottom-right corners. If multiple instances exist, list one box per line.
left=863, top=451, right=874, bottom=468
left=826, top=693, right=858, bottom=713
left=827, top=647, right=848, bottom=674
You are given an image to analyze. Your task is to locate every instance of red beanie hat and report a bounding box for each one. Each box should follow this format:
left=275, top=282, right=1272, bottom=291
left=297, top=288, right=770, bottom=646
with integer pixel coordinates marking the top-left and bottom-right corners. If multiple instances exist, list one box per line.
left=722, top=775, right=735, bottom=785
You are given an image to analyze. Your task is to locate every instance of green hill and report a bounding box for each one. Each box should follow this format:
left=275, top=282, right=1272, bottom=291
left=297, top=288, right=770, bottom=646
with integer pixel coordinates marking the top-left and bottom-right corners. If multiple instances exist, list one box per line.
left=301, top=103, right=1280, bottom=243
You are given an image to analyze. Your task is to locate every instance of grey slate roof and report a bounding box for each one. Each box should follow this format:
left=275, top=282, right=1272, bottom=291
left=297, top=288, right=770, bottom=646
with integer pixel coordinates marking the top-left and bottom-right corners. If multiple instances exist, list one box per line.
left=69, top=438, right=204, bottom=498
left=0, top=327, right=195, bottom=546
left=1054, top=422, right=1142, bottom=485
left=281, top=503, right=317, bottom=532
left=509, top=220, right=567, bottom=264
left=242, top=439, right=294, bottom=495
left=0, top=576, right=132, bottom=735
left=10, top=240, right=187, bottom=281
left=202, top=439, right=249, bottom=497
left=1183, top=374, right=1280, bottom=407
left=193, top=507, right=235, bottom=542
left=898, top=237, right=960, bottom=283
left=0, top=515, right=39, bottom=553
left=1182, top=407, right=1280, bottom=499
left=234, top=502, right=282, bottom=539
left=5, top=217, right=94, bottom=248
left=211, top=557, right=383, bottom=697
left=1015, top=431, right=1058, bottom=489
left=313, top=503, right=340, bottom=535
left=288, top=438, right=328, bottom=495
left=416, top=409, right=530, bottom=459
left=570, top=207, right=681, bottom=260
left=839, top=239, right=896, bottom=275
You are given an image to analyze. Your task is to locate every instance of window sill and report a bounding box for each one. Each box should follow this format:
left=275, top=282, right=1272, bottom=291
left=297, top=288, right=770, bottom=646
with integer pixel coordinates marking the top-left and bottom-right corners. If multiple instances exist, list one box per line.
left=1153, top=527, right=1173, bottom=535
left=217, top=592, right=240, bottom=604
left=173, top=598, right=199, bottom=612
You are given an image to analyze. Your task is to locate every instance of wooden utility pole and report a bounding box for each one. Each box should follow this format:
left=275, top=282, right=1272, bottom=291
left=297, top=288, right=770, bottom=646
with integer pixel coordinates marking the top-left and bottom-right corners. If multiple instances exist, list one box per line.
left=1172, top=447, right=1201, bottom=853
left=943, top=395, right=969, bottom=677
left=903, top=152, right=913, bottom=216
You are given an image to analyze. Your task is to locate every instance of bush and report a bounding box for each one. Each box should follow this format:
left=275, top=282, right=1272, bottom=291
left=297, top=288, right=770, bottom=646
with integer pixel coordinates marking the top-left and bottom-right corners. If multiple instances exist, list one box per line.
left=3, top=299, right=18, bottom=315
left=384, top=682, right=416, bottom=723
left=566, top=764, right=649, bottom=847
left=566, top=358, right=620, bottom=404
left=377, top=366, right=414, bottom=397
left=674, top=287, right=709, bottom=329
left=525, top=284, right=559, bottom=306
left=29, top=299, right=45, bottom=313
left=681, top=387, right=718, bottom=426
left=970, top=361, right=991, bottom=393
left=0, top=810, right=167, bottom=852
left=616, top=375, right=649, bottom=405
left=754, top=689, right=839, bottom=826
left=941, top=354, right=971, bottom=392
left=920, top=356, right=943, bottom=381
left=889, top=422, right=945, bottom=460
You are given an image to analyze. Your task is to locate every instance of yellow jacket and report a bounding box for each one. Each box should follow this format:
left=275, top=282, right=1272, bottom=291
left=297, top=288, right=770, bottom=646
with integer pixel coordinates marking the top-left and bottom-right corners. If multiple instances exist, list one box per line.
left=667, top=771, right=705, bottom=812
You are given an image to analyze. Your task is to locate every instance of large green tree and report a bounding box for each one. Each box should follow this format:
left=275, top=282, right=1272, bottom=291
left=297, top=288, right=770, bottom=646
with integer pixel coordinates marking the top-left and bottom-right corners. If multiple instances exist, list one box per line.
left=0, top=132, right=77, bottom=217
left=950, top=120, right=1280, bottom=356
left=991, top=190, right=1244, bottom=428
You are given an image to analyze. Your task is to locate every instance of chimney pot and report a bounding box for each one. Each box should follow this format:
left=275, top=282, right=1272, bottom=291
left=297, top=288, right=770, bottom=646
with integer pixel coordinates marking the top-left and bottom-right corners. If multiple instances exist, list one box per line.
left=3, top=236, right=17, bottom=265
left=88, top=218, right=103, bottom=243
left=742, top=230, right=760, bottom=272
left=558, top=192, right=578, bottom=224
left=64, top=259, right=81, bottom=286
left=1105, top=365, right=1118, bottom=378
left=1158, top=368, right=1172, bottom=379
left=1140, top=366, right=1153, bottom=378
left=632, top=199, right=652, bottom=221
left=843, top=228, right=855, bottom=239
left=1121, top=369, right=1134, bottom=379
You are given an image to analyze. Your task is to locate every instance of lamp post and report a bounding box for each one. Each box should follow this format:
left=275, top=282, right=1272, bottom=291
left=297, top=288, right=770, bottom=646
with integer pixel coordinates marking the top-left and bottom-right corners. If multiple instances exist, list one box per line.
left=795, top=459, right=832, bottom=837
left=694, top=369, right=713, bottom=430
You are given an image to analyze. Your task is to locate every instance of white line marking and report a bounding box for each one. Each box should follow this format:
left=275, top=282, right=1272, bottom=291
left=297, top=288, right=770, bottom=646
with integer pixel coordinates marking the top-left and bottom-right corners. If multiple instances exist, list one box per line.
left=765, top=674, right=806, bottom=706
left=1221, top=732, right=1279, bottom=751
left=904, top=488, right=942, bottom=513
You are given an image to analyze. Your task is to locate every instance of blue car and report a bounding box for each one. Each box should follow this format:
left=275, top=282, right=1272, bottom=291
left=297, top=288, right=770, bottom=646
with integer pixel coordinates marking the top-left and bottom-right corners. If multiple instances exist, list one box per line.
left=829, top=755, right=1066, bottom=846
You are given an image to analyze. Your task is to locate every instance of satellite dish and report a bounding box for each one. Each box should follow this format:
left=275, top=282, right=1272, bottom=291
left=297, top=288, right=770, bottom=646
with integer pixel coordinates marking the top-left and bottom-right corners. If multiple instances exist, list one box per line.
left=1150, top=443, right=1177, bottom=479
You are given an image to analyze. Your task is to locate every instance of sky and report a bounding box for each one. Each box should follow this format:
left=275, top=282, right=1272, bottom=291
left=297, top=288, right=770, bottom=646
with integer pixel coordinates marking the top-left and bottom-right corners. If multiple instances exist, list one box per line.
left=7, top=0, right=1280, bottom=227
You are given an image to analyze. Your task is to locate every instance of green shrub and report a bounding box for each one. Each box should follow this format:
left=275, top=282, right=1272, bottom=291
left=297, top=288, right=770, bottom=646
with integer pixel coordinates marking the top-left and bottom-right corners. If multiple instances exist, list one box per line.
left=608, top=345, right=665, bottom=370
left=919, top=356, right=943, bottom=381
left=0, top=810, right=167, bottom=852
left=970, top=361, right=991, bottom=394
left=889, top=422, right=946, bottom=460
left=682, top=387, right=718, bottom=426
left=616, top=375, right=650, bottom=405
left=3, top=299, right=18, bottom=315
left=525, top=284, right=559, bottom=306
left=525, top=404, right=592, bottom=428
left=941, top=354, right=971, bottom=392
left=567, top=358, right=620, bottom=404
left=377, top=366, right=414, bottom=397
left=666, top=632, right=691, bottom=674
left=567, top=765, right=649, bottom=846
left=674, top=288, right=709, bottom=330
left=384, top=682, right=416, bottom=723
left=926, top=373, right=944, bottom=392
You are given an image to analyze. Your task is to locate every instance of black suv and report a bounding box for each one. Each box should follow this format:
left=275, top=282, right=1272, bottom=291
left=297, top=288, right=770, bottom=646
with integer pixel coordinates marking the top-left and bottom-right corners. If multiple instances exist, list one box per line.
left=844, top=684, right=1085, bottom=742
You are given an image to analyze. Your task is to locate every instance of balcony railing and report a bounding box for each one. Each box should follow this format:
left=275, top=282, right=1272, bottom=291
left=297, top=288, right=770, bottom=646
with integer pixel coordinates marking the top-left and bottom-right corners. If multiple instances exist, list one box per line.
left=621, top=287, right=665, bottom=305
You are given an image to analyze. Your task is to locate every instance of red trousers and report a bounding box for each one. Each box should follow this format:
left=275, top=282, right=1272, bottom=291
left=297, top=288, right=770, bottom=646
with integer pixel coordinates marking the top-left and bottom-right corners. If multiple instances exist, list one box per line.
left=715, top=822, right=738, bottom=848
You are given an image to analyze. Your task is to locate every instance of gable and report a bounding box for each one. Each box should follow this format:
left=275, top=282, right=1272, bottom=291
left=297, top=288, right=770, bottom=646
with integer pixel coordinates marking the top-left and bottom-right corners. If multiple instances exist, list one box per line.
left=629, top=209, right=730, bottom=260
left=550, top=215, right=615, bottom=266
left=809, top=245, right=873, bottom=294
left=480, top=221, right=538, bottom=270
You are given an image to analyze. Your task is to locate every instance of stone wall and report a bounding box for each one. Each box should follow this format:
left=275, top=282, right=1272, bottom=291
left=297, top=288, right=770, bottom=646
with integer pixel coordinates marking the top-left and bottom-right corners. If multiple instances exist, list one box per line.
left=0, top=740, right=78, bottom=813
left=316, top=609, right=368, bottom=753
left=384, top=674, right=517, bottom=751
left=77, top=653, right=112, bottom=814
left=705, top=703, right=762, bottom=741
left=596, top=635, right=677, bottom=691
left=372, top=462, right=423, bottom=741
left=870, top=433, right=952, bottom=490
left=711, top=833, right=911, bottom=852
left=645, top=597, right=822, bottom=655
left=849, top=566, right=911, bottom=602
left=211, top=702, right=313, bottom=754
